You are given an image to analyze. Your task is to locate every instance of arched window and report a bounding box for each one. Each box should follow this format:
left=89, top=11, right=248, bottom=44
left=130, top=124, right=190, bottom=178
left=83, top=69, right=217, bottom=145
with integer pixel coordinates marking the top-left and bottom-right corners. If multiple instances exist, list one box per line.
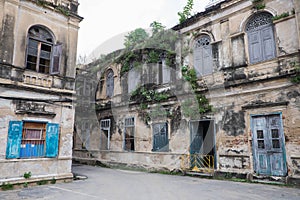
left=106, top=69, right=114, bottom=98
left=194, top=35, right=213, bottom=77
left=26, top=25, right=62, bottom=74
left=246, top=12, right=276, bottom=64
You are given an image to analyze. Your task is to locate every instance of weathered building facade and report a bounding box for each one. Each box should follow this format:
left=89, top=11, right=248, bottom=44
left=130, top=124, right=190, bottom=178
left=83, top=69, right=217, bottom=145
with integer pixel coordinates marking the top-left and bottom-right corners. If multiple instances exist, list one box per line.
left=0, top=0, right=82, bottom=184
left=73, top=0, right=300, bottom=184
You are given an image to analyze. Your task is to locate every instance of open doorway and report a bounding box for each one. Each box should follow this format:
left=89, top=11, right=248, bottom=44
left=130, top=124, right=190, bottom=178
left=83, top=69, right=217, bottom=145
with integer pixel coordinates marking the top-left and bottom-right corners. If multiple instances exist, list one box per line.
left=190, top=120, right=215, bottom=169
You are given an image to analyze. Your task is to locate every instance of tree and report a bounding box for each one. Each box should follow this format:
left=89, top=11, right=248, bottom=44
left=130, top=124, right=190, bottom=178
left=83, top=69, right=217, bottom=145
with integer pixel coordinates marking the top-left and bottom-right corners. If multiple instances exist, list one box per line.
left=178, top=0, right=194, bottom=24
left=150, top=21, right=165, bottom=35
left=124, top=28, right=149, bottom=49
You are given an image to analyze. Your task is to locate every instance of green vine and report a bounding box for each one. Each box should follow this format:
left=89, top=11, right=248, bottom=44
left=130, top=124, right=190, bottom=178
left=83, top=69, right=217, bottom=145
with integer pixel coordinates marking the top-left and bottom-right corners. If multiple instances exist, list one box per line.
left=181, top=66, right=212, bottom=117
left=130, top=86, right=171, bottom=124
left=252, top=0, right=265, bottom=10
left=178, top=0, right=194, bottom=24
left=55, top=5, right=70, bottom=16
left=291, top=64, right=300, bottom=83
left=272, top=12, right=290, bottom=21
left=147, top=50, right=160, bottom=63
left=131, top=86, right=170, bottom=103
left=35, top=0, right=70, bottom=16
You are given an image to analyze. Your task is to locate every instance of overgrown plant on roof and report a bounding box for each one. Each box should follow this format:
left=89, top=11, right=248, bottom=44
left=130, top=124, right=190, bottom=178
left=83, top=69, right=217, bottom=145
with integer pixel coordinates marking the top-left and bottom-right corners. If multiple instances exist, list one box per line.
left=124, top=28, right=149, bottom=50
left=178, top=0, right=194, bottom=24
left=272, top=12, right=290, bottom=21
left=117, top=22, right=178, bottom=76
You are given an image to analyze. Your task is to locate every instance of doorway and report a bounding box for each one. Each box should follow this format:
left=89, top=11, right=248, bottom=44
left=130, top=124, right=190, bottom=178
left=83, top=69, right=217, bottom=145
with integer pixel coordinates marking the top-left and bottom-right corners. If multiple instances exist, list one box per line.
left=190, top=120, right=215, bottom=169
left=251, top=114, right=287, bottom=176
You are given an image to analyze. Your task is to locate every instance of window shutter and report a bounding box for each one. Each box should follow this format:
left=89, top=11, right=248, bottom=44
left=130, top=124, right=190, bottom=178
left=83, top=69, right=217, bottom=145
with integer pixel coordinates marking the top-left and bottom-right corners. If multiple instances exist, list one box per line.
left=194, top=46, right=203, bottom=77
left=248, top=30, right=263, bottom=64
left=202, top=45, right=213, bottom=75
left=162, top=59, right=171, bottom=84
left=261, top=26, right=276, bottom=60
left=106, top=70, right=114, bottom=98
left=45, top=123, right=60, bottom=158
left=51, top=44, right=62, bottom=75
left=128, top=68, right=140, bottom=93
left=6, top=121, right=23, bottom=159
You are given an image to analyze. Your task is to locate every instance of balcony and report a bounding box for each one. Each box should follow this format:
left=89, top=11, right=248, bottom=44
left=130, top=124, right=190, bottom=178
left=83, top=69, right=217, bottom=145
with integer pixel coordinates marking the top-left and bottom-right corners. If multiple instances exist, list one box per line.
left=0, top=62, right=75, bottom=92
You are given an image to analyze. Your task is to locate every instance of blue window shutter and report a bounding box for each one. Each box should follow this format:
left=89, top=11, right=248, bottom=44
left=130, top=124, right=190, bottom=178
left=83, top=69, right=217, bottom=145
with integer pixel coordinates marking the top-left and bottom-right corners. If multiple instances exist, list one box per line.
left=261, top=25, right=276, bottom=60
left=248, top=30, right=262, bottom=64
left=45, top=123, right=60, bottom=158
left=6, top=121, right=23, bottom=159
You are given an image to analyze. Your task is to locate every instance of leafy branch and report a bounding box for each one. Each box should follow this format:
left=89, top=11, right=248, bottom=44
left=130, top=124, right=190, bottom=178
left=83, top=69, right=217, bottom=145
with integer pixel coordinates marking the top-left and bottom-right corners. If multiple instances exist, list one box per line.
left=178, top=0, right=194, bottom=24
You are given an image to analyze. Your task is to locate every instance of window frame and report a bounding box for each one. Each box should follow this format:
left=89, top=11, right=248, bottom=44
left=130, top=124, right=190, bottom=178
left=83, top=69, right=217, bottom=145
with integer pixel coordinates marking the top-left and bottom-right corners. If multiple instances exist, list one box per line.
left=152, top=122, right=169, bottom=152
left=25, top=25, right=62, bottom=75
left=6, top=121, right=60, bottom=159
left=106, top=69, right=114, bottom=98
left=193, top=34, right=213, bottom=77
left=245, top=12, right=277, bottom=64
left=123, top=117, right=135, bottom=151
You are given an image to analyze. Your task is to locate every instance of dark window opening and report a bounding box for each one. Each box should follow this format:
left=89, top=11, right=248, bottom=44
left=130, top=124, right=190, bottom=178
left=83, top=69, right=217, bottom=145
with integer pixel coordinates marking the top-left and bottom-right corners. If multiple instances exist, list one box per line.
left=124, top=117, right=135, bottom=151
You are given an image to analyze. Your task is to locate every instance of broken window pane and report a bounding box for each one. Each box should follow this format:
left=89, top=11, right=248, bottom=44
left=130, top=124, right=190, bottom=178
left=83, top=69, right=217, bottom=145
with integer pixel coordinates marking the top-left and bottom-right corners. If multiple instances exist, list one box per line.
left=26, top=26, right=59, bottom=75
left=124, top=117, right=135, bottom=151
left=272, top=139, right=280, bottom=148
left=271, top=129, right=279, bottom=138
left=258, top=140, right=265, bottom=149
left=257, top=130, right=264, bottom=139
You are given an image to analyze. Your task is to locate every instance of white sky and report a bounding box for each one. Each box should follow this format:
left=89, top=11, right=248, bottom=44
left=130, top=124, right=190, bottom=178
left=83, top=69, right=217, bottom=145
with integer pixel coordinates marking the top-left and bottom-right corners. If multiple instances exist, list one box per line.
left=77, top=0, right=210, bottom=62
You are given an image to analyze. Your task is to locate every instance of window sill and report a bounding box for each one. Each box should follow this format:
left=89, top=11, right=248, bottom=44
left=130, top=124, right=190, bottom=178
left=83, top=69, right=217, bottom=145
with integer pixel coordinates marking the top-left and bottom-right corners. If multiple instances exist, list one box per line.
left=273, top=14, right=295, bottom=25
left=1, top=157, right=71, bottom=163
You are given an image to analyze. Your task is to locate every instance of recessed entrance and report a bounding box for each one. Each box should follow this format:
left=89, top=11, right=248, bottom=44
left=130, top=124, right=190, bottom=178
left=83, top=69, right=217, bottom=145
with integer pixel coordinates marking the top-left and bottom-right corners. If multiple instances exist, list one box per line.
left=190, top=120, right=216, bottom=170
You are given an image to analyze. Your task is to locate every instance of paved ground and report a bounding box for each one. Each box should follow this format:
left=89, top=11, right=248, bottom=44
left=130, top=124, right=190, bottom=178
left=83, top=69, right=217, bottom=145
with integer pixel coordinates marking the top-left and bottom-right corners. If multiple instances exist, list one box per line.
left=0, top=164, right=299, bottom=200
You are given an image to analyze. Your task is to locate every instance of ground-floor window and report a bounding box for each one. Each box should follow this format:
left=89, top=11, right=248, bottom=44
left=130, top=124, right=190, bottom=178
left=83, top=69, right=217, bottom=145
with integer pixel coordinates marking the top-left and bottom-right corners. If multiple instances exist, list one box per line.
left=100, top=119, right=111, bottom=150
left=124, top=117, right=135, bottom=151
left=6, top=121, right=60, bottom=159
left=152, top=123, right=168, bottom=152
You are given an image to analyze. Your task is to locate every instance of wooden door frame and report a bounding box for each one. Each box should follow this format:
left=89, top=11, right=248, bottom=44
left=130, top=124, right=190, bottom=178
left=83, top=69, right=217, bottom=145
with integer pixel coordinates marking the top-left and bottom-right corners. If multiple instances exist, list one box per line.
left=250, top=112, right=287, bottom=176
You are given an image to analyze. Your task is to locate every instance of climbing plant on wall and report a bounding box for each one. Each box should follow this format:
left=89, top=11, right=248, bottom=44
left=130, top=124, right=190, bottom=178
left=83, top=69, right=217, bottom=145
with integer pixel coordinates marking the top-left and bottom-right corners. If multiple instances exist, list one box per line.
left=181, top=65, right=213, bottom=118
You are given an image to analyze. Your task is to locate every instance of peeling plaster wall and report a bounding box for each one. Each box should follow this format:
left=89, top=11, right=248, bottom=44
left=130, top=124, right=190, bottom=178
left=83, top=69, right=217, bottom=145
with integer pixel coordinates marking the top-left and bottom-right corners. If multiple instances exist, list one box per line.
left=0, top=87, right=75, bottom=179
left=0, top=0, right=81, bottom=78
left=74, top=0, right=300, bottom=177
left=0, top=0, right=80, bottom=182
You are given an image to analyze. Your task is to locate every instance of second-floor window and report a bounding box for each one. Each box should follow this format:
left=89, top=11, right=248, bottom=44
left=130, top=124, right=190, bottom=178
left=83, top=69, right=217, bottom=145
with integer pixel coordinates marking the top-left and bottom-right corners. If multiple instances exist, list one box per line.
left=157, top=58, right=171, bottom=84
left=26, top=25, right=62, bottom=74
left=194, top=35, right=213, bottom=77
left=106, top=69, right=114, bottom=98
left=246, top=12, right=276, bottom=64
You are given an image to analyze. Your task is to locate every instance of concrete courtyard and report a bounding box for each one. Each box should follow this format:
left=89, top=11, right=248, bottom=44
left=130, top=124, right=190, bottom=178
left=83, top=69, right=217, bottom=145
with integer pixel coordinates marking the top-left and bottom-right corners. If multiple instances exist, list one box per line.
left=0, top=164, right=299, bottom=200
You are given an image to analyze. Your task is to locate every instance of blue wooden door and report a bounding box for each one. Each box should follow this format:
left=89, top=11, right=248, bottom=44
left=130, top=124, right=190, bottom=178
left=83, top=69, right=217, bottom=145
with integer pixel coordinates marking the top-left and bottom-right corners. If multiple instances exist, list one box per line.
left=252, top=115, right=287, bottom=176
left=45, top=123, right=60, bottom=157
left=6, top=121, right=23, bottom=159
left=153, top=123, right=168, bottom=151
